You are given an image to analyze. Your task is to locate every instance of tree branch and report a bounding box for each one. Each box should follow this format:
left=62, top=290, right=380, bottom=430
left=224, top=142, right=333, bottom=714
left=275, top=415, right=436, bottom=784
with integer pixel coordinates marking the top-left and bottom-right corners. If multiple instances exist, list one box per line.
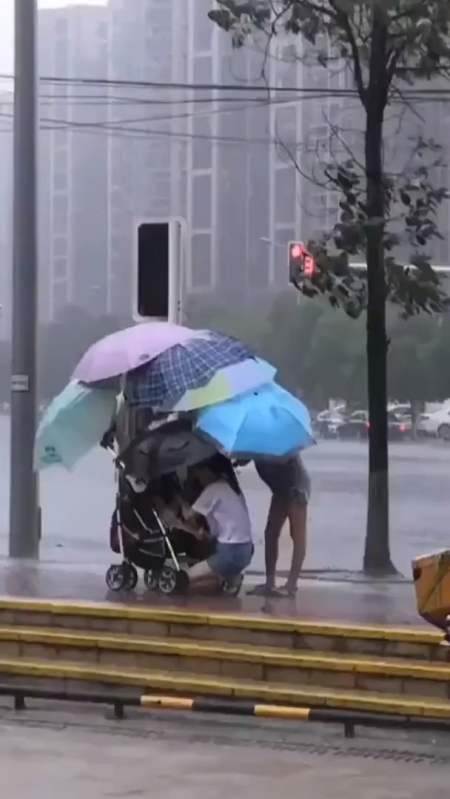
left=329, top=0, right=367, bottom=107
left=390, top=1, right=428, bottom=24
left=298, top=0, right=339, bottom=19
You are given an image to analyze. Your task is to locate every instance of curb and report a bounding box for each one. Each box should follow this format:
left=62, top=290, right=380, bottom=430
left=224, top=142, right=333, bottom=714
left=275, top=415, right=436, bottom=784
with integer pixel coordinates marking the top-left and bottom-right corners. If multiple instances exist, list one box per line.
left=141, top=694, right=450, bottom=736
left=2, top=684, right=450, bottom=737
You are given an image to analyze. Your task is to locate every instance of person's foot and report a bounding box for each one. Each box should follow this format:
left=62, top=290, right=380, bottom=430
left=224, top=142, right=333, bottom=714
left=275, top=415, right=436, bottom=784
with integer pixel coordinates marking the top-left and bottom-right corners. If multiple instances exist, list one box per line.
left=277, top=583, right=298, bottom=598
left=222, top=574, right=244, bottom=597
left=247, top=583, right=279, bottom=597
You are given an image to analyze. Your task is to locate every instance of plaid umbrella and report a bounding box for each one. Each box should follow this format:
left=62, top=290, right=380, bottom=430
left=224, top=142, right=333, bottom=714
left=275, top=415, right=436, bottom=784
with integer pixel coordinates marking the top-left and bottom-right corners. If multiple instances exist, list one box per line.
left=126, top=332, right=251, bottom=409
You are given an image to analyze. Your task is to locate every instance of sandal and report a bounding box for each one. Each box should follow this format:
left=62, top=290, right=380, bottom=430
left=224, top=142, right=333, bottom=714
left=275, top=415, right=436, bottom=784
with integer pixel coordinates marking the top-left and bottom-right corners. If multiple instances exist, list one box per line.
left=247, top=583, right=280, bottom=597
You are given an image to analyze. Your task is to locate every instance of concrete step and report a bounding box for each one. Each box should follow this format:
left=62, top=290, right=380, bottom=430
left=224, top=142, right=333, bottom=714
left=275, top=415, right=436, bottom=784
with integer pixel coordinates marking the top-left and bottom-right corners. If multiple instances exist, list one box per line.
left=0, top=597, right=444, bottom=661
left=0, top=625, right=449, bottom=699
left=0, top=655, right=449, bottom=720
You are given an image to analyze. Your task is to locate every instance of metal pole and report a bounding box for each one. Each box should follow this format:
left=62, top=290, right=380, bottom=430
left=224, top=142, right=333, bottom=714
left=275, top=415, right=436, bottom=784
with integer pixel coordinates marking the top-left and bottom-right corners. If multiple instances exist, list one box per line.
left=9, top=0, right=39, bottom=559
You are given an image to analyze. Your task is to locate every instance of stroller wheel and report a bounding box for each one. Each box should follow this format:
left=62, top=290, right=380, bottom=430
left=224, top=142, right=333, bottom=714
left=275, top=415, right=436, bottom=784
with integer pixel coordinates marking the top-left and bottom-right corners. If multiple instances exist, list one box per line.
left=124, top=564, right=138, bottom=591
left=158, top=565, right=178, bottom=595
left=158, top=565, right=188, bottom=595
left=105, top=564, right=127, bottom=592
left=144, top=569, right=158, bottom=591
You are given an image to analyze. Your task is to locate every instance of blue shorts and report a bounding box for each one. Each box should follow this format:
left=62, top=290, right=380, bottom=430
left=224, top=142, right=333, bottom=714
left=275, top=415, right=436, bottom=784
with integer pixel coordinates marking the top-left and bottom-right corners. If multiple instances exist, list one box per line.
left=208, top=542, right=254, bottom=579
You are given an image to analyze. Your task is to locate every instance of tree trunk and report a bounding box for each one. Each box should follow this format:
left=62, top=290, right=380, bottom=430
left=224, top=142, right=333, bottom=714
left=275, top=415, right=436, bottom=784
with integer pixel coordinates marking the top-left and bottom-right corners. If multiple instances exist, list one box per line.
left=363, top=9, right=396, bottom=575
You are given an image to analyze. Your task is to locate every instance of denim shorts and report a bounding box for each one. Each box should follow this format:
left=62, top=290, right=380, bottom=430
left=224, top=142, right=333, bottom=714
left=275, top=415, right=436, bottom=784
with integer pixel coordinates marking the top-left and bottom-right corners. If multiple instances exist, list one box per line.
left=208, top=542, right=254, bottom=579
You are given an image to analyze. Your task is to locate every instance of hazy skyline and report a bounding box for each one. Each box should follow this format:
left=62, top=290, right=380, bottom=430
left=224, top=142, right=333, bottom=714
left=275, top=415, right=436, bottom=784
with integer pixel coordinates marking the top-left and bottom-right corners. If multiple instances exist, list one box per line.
left=0, top=1, right=107, bottom=72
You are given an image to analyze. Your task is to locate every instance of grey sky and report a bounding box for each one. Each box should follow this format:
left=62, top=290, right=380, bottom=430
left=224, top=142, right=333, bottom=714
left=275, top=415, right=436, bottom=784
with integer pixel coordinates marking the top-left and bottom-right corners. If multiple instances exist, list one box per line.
left=0, top=1, right=107, bottom=72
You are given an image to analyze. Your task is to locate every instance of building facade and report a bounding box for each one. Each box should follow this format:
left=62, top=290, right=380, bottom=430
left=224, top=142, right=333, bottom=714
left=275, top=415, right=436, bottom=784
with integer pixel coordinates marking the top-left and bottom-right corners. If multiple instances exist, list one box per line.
left=38, top=4, right=109, bottom=322
left=33, top=2, right=450, bottom=324
left=106, top=0, right=187, bottom=316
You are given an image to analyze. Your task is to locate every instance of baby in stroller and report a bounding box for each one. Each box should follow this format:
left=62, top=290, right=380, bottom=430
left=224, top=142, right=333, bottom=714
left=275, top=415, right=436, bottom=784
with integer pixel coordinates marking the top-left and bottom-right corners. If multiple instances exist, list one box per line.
left=106, top=466, right=213, bottom=594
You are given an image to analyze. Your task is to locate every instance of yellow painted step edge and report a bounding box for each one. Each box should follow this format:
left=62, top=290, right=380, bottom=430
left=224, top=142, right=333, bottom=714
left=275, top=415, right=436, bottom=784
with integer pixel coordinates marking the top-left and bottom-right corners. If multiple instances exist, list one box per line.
left=0, top=626, right=448, bottom=681
left=0, top=597, right=439, bottom=645
left=0, top=657, right=449, bottom=719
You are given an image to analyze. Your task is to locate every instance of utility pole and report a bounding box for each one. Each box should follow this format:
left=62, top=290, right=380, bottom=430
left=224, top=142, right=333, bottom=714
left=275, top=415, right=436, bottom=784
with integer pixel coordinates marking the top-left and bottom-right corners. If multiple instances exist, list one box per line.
left=9, top=0, right=40, bottom=558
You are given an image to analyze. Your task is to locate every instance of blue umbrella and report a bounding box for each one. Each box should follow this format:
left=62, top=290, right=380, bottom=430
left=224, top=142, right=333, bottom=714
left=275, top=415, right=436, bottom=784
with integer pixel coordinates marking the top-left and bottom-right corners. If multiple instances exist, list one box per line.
left=125, top=331, right=251, bottom=410
left=195, top=383, right=314, bottom=460
left=35, top=381, right=117, bottom=470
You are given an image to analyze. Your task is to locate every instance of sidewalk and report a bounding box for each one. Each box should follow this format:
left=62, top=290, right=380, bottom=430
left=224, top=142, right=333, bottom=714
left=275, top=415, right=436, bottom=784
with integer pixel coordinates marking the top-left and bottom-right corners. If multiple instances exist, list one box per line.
left=0, top=557, right=424, bottom=627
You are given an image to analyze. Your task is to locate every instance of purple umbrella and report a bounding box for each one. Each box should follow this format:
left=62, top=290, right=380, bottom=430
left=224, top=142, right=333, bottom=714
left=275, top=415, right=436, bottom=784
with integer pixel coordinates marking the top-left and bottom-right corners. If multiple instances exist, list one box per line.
left=73, top=322, right=206, bottom=383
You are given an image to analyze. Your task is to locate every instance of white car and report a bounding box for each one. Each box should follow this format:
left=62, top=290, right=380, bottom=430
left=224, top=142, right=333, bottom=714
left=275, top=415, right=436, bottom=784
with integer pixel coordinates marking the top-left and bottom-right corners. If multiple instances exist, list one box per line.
left=417, top=407, right=450, bottom=439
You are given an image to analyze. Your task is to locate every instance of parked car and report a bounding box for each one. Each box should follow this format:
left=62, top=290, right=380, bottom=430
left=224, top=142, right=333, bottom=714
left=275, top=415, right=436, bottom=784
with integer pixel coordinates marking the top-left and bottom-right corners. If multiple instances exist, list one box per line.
left=387, top=412, right=413, bottom=441
left=417, top=407, right=450, bottom=440
left=315, top=410, right=345, bottom=439
left=336, top=410, right=369, bottom=440
left=337, top=411, right=411, bottom=441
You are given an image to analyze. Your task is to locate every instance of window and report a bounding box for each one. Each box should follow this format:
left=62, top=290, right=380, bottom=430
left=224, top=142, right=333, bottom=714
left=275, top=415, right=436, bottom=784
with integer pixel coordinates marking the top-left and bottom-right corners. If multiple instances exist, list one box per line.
left=53, top=236, right=67, bottom=257
left=275, top=105, right=297, bottom=142
left=275, top=168, right=296, bottom=226
left=53, top=257, right=67, bottom=280
left=193, top=116, right=212, bottom=170
left=193, top=55, right=213, bottom=84
left=54, top=17, right=68, bottom=36
left=53, top=281, right=68, bottom=314
left=194, top=1, right=213, bottom=52
left=53, top=130, right=68, bottom=149
left=97, top=22, right=108, bottom=40
left=53, top=171, right=68, bottom=192
left=247, top=238, right=270, bottom=290
left=54, top=148, right=68, bottom=169
left=53, top=194, right=68, bottom=218
left=192, top=174, right=212, bottom=229
left=191, top=233, right=212, bottom=289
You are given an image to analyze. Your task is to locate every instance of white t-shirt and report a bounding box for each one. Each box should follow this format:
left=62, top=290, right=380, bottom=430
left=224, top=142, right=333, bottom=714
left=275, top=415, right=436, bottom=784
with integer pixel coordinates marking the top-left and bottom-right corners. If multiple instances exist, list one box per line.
left=192, top=480, right=253, bottom=546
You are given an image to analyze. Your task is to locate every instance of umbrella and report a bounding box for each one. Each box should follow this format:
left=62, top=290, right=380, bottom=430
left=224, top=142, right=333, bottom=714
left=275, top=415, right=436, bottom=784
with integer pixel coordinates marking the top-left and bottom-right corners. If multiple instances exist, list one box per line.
left=125, top=331, right=251, bottom=410
left=195, top=383, right=314, bottom=460
left=73, top=321, right=207, bottom=383
left=35, top=381, right=117, bottom=470
left=119, top=419, right=217, bottom=480
left=167, top=358, right=277, bottom=412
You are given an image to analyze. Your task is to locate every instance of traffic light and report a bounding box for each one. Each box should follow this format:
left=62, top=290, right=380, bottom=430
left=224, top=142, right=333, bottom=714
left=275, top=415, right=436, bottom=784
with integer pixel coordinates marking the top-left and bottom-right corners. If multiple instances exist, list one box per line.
left=135, top=219, right=185, bottom=322
left=288, top=241, right=316, bottom=286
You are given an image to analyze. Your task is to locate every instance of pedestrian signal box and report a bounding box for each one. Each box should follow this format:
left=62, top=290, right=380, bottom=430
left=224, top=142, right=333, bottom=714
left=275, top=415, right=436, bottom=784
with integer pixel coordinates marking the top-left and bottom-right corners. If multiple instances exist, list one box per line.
left=135, top=218, right=186, bottom=323
left=288, top=241, right=316, bottom=286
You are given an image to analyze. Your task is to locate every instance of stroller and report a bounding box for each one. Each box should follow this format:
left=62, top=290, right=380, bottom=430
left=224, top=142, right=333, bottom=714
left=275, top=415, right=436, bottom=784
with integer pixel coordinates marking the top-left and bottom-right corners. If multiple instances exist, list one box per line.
left=106, top=458, right=212, bottom=594
left=104, top=419, right=242, bottom=596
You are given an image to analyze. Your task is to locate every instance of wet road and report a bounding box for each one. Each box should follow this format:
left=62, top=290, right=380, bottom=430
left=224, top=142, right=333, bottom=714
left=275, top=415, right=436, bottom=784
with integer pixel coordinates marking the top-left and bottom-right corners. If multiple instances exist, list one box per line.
left=1, top=706, right=449, bottom=799
left=0, top=416, right=449, bottom=575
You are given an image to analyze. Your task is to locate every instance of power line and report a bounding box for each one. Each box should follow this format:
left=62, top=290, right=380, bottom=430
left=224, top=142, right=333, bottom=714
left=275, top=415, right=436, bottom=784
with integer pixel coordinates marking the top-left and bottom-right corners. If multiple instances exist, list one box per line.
left=0, top=72, right=358, bottom=96
left=0, top=111, right=306, bottom=148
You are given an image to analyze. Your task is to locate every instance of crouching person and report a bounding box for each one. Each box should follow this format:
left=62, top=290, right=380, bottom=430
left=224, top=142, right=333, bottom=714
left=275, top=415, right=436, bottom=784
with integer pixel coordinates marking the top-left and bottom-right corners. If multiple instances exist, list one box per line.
left=181, top=455, right=253, bottom=594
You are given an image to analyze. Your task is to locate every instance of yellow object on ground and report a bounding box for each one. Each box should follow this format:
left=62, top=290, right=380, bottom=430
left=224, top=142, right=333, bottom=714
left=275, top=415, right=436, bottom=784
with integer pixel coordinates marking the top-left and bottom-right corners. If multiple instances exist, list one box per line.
left=413, top=550, right=450, bottom=630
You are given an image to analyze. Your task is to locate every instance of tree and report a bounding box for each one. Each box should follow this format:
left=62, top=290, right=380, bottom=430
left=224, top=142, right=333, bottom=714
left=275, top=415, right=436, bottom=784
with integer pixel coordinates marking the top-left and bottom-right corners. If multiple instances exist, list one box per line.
left=209, top=0, right=450, bottom=574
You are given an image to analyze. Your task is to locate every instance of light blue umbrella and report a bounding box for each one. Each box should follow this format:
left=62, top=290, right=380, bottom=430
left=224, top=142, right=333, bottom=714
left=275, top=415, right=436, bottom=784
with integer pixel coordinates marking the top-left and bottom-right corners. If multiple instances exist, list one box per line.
left=164, top=358, right=277, bottom=412
left=195, top=383, right=314, bottom=460
left=35, top=381, right=117, bottom=470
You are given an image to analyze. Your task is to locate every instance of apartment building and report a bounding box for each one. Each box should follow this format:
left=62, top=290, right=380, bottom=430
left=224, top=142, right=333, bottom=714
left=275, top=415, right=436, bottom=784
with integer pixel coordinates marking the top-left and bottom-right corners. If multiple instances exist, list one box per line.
left=38, top=4, right=109, bottom=322
left=106, top=0, right=187, bottom=316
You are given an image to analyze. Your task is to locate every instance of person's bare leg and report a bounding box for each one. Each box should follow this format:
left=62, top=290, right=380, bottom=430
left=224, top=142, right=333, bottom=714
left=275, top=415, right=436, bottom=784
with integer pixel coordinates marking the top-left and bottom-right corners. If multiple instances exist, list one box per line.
left=265, top=495, right=287, bottom=590
left=247, top=495, right=287, bottom=596
left=285, top=501, right=307, bottom=595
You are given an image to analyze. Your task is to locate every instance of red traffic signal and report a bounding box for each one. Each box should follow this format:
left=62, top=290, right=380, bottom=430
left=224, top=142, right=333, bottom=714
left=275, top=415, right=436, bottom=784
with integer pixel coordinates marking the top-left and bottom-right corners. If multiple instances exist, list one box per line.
left=288, top=241, right=316, bottom=284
